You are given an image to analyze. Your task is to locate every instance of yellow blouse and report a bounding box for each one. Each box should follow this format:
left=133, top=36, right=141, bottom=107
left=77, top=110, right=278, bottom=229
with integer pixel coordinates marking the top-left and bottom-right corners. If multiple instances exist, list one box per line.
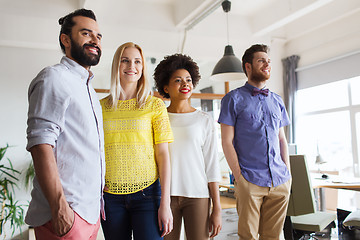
left=100, top=96, right=173, bottom=194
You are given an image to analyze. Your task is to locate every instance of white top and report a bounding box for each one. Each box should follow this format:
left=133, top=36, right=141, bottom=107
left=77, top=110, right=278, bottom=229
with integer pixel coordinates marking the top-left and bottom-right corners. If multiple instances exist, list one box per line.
left=26, top=57, right=105, bottom=226
left=168, top=109, right=221, bottom=198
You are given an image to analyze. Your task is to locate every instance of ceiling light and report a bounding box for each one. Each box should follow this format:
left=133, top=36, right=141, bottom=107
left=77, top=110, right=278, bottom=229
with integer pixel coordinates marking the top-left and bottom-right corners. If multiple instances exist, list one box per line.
left=210, top=0, right=246, bottom=82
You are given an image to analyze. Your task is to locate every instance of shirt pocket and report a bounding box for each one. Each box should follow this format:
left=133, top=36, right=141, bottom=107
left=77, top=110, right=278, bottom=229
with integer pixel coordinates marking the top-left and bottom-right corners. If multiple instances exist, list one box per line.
left=270, top=112, right=282, bottom=129
left=238, top=112, right=261, bottom=129
left=239, top=112, right=260, bottom=121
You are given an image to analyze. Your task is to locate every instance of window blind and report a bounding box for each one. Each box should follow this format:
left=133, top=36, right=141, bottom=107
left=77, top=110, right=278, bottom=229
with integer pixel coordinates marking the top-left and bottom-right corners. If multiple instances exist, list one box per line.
left=296, top=51, right=360, bottom=90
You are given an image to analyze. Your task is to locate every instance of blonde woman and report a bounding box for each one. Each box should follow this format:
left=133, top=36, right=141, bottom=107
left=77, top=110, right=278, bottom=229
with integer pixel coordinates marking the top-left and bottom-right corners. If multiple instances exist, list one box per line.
left=100, top=42, right=173, bottom=240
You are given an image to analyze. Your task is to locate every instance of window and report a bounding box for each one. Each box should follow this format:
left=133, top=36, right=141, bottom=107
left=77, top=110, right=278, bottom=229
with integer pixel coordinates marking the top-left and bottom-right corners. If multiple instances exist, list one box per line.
left=297, top=80, right=349, bottom=113
left=295, top=76, right=360, bottom=177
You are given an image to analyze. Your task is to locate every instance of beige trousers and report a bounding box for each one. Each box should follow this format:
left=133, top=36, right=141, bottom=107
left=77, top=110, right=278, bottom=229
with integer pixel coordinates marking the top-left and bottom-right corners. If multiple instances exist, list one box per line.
left=234, top=173, right=291, bottom=240
left=164, top=196, right=210, bottom=240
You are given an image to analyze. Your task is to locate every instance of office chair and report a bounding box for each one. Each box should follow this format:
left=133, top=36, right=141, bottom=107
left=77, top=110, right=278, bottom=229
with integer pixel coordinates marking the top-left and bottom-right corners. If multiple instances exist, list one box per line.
left=286, top=155, right=336, bottom=240
left=343, top=210, right=360, bottom=228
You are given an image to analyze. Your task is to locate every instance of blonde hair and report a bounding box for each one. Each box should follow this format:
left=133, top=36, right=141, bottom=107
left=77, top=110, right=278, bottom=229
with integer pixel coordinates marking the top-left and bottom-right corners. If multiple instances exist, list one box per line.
left=108, top=42, right=150, bottom=108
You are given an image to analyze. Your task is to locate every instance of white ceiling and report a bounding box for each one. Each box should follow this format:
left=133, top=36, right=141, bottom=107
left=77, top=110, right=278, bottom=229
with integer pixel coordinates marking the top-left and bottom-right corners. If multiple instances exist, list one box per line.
left=1, top=0, right=359, bottom=91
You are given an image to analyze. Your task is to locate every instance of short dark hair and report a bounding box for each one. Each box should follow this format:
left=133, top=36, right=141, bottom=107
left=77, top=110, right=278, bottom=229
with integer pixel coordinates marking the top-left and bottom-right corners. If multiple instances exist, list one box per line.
left=242, top=44, right=269, bottom=76
left=154, top=54, right=201, bottom=99
left=58, top=9, right=97, bottom=53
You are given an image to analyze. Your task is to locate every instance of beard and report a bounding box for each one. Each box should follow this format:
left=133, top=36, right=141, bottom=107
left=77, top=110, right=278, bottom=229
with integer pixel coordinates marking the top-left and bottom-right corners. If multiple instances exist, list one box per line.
left=251, top=68, right=270, bottom=83
left=70, top=38, right=101, bottom=67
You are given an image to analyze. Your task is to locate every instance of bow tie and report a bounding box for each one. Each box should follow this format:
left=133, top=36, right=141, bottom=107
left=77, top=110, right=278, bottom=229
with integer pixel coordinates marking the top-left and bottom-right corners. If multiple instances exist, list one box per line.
left=252, top=88, right=269, bottom=96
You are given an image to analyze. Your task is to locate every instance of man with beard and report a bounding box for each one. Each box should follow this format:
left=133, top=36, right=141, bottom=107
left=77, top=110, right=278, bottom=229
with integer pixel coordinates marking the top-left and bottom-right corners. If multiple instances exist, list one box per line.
left=25, top=9, right=105, bottom=240
left=218, top=44, right=291, bottom=240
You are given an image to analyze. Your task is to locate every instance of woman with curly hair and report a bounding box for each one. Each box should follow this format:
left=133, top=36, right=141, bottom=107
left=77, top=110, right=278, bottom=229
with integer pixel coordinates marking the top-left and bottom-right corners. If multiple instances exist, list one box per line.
left=154, top=53, right=222, bottom=240
left=100, top=42, right=173, bottom=240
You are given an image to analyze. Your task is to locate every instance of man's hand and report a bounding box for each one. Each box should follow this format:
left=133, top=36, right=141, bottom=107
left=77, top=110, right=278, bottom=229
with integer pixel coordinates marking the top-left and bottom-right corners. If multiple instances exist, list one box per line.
left=30, top=144, right=74, bottom=236
left=221, top=124, right=242, bottom=182
left=52, top=202, right=74, bottom=236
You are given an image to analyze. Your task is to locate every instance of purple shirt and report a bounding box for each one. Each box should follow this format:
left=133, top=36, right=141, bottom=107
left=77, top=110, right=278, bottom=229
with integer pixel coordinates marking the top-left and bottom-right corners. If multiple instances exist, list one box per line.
left=218, top=82, right=291, bottom=187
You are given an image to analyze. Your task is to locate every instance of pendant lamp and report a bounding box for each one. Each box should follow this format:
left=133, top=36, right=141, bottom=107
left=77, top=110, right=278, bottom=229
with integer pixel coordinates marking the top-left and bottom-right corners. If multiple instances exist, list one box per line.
left=210, top=0, right=246, bottom=82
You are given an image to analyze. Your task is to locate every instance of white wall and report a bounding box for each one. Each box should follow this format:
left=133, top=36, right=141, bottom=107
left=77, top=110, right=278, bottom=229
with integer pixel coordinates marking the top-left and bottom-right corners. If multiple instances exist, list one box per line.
left=0, top=46, right=62, bottom=238
left=0, top=46, right=62, bottom=149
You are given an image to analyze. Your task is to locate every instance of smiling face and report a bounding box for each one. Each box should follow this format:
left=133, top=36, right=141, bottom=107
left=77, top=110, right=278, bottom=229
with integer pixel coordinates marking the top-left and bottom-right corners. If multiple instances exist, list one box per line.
left=62, top=16, right=102, bottom=69
left=247, top=51, right=271, bottom=82
left=119, top=47, right=143, bottom=85
left=164, top=69, right=193, bottom=100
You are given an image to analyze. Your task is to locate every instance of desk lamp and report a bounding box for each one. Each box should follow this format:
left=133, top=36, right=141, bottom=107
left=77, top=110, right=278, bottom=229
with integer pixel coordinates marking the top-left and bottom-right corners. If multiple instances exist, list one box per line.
left=315, top=143, right=327, bottom=173
left=315, top=154, right=327, bottom=173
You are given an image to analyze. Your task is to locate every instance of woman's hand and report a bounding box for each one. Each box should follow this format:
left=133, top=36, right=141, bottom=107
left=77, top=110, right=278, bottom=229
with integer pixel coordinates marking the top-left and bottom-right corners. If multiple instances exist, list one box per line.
left=158, top=203, right=173, bottom=237
left=209, top=207, right=222, bottom=238
left=208, top=182, right=222, bottom=238
left=154, top=142, right=173, bottom=237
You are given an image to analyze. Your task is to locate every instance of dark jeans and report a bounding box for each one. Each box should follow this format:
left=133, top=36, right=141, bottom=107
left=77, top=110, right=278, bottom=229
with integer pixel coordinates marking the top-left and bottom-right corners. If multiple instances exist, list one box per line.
left=101, top=179, right=163, bottom=240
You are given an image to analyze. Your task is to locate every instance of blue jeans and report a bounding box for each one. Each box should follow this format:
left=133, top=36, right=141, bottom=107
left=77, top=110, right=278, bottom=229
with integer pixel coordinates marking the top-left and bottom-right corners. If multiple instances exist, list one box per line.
left=101, top=179, right=163, bottom=240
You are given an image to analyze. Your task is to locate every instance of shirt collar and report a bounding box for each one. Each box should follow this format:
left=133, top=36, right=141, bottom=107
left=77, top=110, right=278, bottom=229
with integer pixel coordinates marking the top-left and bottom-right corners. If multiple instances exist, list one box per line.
left=61, top=56, right=94, bottom=83
left=244, top=81, right=255, bottom=94
left=244, top=81, right=268, bottom=93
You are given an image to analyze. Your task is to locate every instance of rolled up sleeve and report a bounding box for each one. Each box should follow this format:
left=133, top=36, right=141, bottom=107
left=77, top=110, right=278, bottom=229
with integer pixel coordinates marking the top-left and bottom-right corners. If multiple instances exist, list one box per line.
left=26, top=68, right=70, bottom=150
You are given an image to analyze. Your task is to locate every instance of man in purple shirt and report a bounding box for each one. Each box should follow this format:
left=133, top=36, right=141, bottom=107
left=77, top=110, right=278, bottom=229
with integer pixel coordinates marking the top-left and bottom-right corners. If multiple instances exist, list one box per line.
left=219, top=44, right=291, bottom=239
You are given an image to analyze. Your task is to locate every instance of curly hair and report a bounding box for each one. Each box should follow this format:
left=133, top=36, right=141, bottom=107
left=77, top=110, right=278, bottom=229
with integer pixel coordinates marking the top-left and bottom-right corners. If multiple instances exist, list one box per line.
left=153, top=53, right=201, bottom=99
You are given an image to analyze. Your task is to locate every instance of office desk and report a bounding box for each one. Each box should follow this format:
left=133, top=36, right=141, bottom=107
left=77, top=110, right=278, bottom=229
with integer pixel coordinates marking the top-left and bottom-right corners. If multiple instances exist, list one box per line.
left=311, top=177, right=360, bottom=191
left=311, top=174, right=360, bottom=211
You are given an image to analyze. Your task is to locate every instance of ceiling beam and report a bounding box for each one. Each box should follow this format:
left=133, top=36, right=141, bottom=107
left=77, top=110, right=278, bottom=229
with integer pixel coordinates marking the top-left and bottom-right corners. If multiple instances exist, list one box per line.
left=174, top=0, right=222, bottom=30
left=250, top=0, right=334, bottom=37
left=284, top=0, right=360, bottom=41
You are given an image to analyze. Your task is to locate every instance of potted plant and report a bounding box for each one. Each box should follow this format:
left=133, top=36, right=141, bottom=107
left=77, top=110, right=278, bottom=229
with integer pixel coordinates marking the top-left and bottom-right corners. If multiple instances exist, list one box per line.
left=0, top=144, right=26, bottom=239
